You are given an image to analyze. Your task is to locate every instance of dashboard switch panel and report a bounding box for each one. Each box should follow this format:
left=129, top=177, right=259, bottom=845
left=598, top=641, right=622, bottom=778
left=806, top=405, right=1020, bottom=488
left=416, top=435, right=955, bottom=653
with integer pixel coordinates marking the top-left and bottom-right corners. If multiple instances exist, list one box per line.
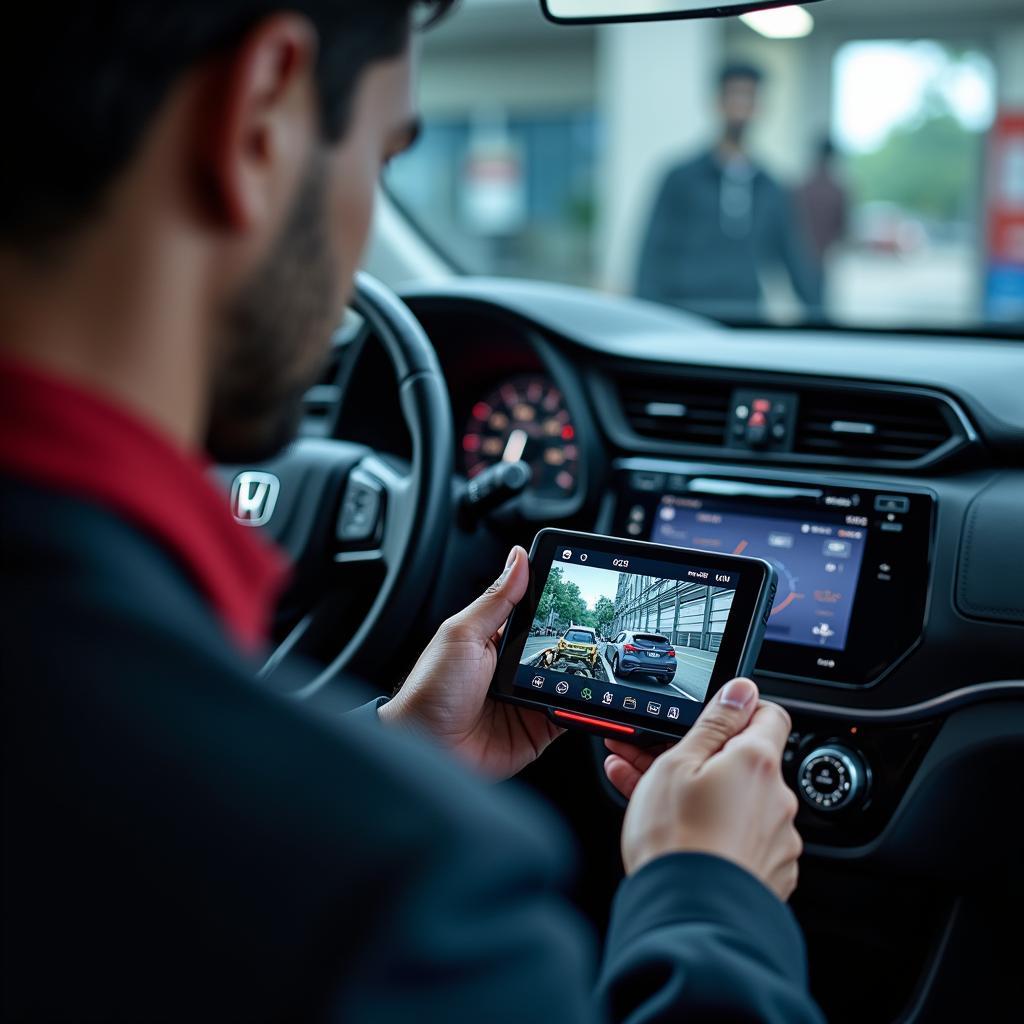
left=728, top=389, right=797, bottom=453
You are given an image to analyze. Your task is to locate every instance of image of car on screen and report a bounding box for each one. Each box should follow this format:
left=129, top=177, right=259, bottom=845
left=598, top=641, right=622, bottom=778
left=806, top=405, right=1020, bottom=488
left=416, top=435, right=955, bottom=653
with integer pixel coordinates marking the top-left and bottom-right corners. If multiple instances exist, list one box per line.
left=555, top=626, right=600, bottom=668
left=528, top=624, right=602, bottom=676
left=520, top=557, right=735, bottom=702
left=607, top=631, right=675, bottom=683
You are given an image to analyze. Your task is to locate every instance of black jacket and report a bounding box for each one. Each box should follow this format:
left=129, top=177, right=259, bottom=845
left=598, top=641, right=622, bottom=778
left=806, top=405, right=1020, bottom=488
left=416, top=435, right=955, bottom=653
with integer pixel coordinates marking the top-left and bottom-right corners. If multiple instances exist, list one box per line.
left=1, top=474, right=824, bottom=1023
left=636, top=151, right=822, bottom=317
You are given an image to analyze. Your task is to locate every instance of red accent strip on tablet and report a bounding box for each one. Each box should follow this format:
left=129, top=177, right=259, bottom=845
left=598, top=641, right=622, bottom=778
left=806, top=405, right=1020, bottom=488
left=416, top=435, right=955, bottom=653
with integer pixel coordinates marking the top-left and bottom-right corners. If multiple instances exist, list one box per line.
left=553, top=710, right=636, bottom=734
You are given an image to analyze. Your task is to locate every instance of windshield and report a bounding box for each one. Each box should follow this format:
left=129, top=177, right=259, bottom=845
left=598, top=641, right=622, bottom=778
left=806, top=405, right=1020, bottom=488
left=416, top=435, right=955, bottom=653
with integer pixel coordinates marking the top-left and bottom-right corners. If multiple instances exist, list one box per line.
left=388, top=0, right=1024, bottom=332
left=565, top=629, right=595, bottom=643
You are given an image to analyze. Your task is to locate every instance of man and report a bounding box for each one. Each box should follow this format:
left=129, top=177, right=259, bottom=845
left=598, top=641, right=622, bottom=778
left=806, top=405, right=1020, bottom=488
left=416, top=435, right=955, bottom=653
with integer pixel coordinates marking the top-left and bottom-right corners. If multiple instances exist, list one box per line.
left=797, top=137, right=849, bottom=298
left=1, top=4, right=822, bottom=1021
left=636, top=62, right=821, bottom=318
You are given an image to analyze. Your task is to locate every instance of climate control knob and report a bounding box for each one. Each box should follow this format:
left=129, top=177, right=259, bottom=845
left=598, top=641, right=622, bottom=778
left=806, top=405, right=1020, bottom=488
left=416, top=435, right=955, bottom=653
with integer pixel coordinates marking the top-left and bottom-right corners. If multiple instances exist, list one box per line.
left=797, top=745, right=869, bottom=813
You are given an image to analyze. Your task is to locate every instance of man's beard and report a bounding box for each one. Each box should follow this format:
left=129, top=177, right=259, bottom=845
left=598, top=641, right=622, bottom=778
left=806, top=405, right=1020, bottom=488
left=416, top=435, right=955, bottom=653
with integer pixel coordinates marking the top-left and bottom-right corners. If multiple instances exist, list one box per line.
left=206, top=155, right=337, bottom=464
left=723, top=121, right=748, bottom=147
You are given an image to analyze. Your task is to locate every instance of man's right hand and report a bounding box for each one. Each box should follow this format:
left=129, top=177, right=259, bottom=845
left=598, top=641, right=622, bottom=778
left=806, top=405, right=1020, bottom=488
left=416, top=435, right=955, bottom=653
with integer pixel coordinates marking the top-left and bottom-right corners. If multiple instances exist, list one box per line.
left=612, top=678, right=802, bottom=902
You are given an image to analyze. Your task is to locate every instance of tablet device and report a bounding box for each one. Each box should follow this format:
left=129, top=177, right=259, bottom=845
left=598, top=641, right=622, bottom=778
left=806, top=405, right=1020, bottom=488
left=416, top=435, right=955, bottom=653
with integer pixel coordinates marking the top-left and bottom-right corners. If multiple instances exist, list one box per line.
left=490, top=529, right=777, bottom=741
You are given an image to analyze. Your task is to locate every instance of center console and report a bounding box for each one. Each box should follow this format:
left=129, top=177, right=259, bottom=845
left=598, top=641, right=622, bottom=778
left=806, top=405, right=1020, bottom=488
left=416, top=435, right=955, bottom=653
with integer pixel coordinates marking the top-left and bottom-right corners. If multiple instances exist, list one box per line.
left=597, top=459, right=941, bottom=846
left=607, top=462, right=935, bottom=689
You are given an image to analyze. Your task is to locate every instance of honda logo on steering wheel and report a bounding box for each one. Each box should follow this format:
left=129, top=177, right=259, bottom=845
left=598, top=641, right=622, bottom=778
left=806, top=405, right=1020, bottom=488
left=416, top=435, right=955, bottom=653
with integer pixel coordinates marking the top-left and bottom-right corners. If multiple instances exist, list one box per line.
left=230, top=471, right=280, bottom=527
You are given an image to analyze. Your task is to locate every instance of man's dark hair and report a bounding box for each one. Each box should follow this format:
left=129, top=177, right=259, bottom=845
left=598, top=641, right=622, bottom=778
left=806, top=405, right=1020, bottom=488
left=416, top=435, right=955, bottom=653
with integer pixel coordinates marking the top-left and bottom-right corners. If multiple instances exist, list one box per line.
left=718, top=61, right=764, bottom=91
left=2, top=1, right=454, bottom=253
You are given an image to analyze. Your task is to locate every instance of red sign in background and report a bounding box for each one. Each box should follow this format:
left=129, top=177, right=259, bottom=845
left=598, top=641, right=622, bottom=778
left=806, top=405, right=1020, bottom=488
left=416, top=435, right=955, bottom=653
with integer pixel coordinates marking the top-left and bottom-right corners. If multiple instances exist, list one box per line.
left=985, top=110, right=1024, bottom=321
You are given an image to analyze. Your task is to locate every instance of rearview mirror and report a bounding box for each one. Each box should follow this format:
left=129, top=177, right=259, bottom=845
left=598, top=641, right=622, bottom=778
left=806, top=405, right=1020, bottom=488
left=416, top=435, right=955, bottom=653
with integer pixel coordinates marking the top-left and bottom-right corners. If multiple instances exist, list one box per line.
left=540, top=0, right=823, bottom=25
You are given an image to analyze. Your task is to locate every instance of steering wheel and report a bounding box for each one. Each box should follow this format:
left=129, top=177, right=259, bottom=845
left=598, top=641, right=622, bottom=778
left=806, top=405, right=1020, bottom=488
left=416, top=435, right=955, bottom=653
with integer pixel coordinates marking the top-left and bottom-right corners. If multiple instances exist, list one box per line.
left=223, top=271, right=453, bottom=697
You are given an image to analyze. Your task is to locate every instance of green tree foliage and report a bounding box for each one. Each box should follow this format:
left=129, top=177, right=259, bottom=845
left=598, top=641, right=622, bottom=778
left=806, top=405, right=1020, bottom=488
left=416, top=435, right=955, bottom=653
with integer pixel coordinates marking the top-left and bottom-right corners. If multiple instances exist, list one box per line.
left=554, top=581, right=588, bottom=627
left=849, top=64, right=985, bottom=224
left=851, top=113, right=981, bottom=221
left=534, top=568, right=615, bottom=631
left=593, top=595, right=616, bottom=634
left=535, top=566, right=561, bottom=624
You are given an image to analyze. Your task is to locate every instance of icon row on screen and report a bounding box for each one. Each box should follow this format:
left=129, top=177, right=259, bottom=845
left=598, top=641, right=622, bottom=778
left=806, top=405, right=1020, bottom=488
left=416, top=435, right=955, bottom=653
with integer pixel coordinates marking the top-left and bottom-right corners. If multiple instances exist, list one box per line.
left=529, top=674, right=680, bottom=719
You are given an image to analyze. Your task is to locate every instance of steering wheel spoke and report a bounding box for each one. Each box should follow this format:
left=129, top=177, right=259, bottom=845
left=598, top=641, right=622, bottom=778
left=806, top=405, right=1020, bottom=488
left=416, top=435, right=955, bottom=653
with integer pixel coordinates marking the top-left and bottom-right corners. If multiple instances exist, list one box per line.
left=334, top=453, right=413, bottom=570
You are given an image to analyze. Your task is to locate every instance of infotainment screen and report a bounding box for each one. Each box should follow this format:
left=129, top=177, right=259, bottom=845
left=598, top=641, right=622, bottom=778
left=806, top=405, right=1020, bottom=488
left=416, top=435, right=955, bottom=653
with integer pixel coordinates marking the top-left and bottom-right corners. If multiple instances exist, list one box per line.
left=611, top=468, right=935, bottom=687
left=650, top=496, right=867, bottom=652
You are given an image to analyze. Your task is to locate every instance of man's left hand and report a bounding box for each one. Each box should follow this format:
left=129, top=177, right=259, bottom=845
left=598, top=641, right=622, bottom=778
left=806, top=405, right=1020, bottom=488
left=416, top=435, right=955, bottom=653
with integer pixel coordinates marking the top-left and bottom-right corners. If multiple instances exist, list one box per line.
left=378, top=546, right=564, bottom=779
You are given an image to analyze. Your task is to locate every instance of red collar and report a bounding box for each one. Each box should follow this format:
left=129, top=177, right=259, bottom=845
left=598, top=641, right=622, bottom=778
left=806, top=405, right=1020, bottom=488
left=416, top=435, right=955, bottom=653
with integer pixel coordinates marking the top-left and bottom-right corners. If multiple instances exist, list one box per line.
left=0, top=356, right=288, bottom=654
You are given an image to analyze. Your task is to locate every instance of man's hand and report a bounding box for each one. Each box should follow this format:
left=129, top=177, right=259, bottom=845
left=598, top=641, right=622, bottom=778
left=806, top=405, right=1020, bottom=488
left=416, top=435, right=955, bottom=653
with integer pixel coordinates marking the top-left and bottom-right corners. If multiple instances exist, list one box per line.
left=615, top=678, right=802, bottom=902
left=378, top=546, right=564, bottom=779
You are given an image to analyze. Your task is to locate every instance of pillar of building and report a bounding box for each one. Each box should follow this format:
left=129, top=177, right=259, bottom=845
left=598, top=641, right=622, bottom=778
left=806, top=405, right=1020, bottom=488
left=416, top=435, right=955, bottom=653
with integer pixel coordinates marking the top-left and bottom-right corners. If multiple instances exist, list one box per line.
left=701, top=586, right=713, bottom=651
left=594, top=17, right=722, bottom=294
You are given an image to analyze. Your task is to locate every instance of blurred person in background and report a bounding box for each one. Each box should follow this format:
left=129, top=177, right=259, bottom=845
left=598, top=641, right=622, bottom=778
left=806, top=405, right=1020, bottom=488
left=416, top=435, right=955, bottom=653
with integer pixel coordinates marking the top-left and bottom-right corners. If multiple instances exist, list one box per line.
left=797, top=137, right=849, bottom=303
left=636, top=62, right=821, bottom=319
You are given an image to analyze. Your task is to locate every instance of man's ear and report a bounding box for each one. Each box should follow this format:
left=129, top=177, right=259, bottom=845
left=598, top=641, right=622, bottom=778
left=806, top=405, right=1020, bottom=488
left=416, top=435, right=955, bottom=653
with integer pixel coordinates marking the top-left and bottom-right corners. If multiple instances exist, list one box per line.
left=198, top=13, right=319, bottom=232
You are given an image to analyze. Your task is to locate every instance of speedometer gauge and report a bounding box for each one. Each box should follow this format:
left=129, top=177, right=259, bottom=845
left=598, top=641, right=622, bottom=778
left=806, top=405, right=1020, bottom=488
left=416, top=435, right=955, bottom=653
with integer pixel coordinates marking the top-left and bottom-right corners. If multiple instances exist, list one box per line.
left=462, top=374, right=578, bottom=499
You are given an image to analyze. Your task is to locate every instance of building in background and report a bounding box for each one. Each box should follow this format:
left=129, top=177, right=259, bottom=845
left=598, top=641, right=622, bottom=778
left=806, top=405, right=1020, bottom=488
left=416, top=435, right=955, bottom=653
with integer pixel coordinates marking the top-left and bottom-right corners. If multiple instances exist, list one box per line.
left=610, top=575, right=735, bottom=652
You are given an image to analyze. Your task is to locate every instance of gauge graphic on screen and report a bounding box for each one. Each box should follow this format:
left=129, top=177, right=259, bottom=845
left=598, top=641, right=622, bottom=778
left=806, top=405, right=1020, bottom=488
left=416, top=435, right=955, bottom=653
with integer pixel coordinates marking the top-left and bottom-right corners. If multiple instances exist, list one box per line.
left=462, top=374, right=579, bottom=499
left=730, top=540, right=802, bottom=618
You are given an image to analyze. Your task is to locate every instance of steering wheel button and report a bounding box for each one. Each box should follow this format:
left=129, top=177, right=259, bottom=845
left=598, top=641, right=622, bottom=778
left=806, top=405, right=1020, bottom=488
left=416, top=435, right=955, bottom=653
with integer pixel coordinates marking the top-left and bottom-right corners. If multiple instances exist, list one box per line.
left=337, top=478, right=382, bottom=542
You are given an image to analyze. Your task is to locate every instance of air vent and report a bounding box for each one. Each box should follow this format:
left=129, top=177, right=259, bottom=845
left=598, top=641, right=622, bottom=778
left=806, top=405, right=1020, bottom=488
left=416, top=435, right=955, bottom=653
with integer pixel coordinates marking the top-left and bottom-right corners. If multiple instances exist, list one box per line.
left=618, top=374, right=731, bottom=445
left=794, top=389, right=957, bottom=462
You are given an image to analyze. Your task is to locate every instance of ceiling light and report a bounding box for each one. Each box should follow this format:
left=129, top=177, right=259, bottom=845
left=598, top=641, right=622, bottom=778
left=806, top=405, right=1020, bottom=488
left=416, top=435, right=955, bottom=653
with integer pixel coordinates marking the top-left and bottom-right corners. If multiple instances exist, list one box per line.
left=739, top=5, right=814, bottom=39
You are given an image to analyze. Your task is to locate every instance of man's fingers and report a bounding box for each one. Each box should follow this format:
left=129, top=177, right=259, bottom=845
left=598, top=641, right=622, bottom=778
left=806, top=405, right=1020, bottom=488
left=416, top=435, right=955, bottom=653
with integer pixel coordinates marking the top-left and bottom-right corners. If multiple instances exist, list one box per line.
left=604, top=739, right=669, bottom=775
left=667, top=678, right=759, bottom=770
left=447, top=546, right=529, bottom=642
left=604, top=754, right=643, bottom=800
left=724, top=700, right=791, bottom=761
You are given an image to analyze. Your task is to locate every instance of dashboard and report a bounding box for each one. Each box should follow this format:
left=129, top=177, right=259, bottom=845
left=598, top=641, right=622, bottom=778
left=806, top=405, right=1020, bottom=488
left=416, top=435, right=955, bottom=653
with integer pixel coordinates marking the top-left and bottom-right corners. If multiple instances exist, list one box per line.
left=394, top=279, right=1024, bottom=850
left=351, top=278, right=1024, bottom=1021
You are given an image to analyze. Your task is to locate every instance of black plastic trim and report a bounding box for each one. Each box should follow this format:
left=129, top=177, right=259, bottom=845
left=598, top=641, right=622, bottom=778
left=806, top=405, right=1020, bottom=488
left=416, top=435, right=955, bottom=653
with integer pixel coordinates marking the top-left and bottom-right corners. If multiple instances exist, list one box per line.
left=774, top=680, right=1024, bottom=725
left=590, top=365, right=978, bottom=473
